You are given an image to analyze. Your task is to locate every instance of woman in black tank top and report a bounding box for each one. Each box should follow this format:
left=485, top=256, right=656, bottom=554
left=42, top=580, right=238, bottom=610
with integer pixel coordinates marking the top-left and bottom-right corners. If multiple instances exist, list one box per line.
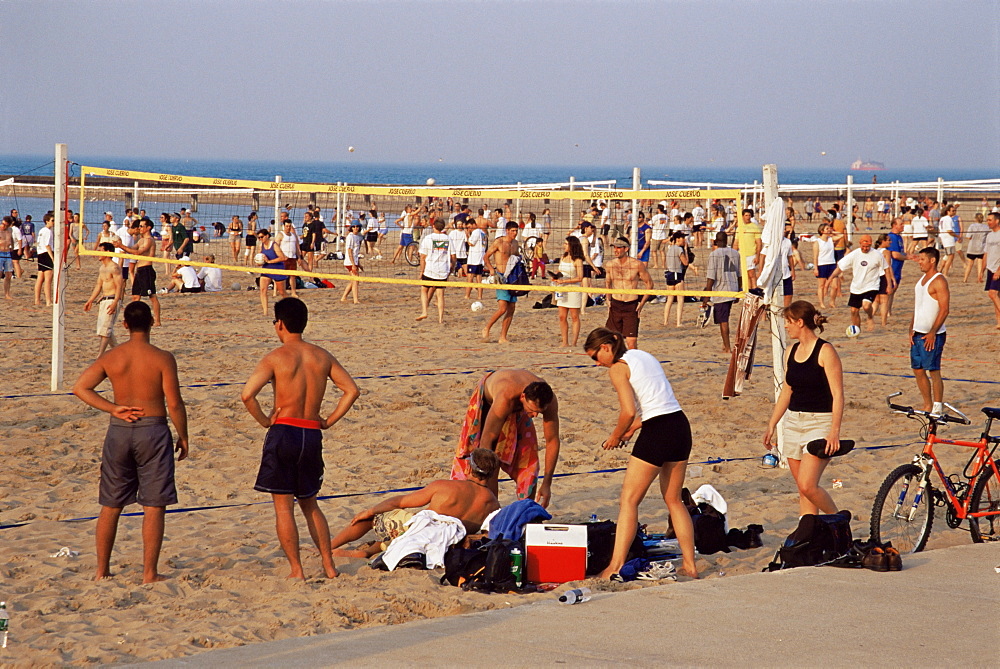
left=763, top=301, right=844, bottom=517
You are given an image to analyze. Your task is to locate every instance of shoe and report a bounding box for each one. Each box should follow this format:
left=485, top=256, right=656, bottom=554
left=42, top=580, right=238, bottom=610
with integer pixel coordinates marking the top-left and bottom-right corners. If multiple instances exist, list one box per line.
left=884, top=546, right=903, bottom=571
left=635, top=560, right=677, bottom=581
left=698, top=304, right=712, bottom=328
left=861, top=547, right=889, bottom=572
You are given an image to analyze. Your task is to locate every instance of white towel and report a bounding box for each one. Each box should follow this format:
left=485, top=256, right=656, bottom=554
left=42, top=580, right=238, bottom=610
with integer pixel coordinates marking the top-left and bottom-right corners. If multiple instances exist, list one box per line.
left=692, top=484, right=729, bottom=532
left=381, top=509, right=467, bottom=571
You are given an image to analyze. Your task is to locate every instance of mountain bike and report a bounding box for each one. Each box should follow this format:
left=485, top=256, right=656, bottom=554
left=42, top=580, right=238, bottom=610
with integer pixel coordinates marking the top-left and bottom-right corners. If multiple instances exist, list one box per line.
left=870, top=392, right=1000, bottom=553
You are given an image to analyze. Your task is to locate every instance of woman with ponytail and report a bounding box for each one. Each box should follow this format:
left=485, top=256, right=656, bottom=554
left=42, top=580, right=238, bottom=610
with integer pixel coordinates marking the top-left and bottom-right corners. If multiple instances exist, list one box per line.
left=584, top=327, right=698, bottom=579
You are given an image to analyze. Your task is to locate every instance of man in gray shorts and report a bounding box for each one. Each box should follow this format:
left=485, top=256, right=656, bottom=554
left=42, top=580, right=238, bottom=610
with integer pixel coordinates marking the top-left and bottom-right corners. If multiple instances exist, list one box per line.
left=73, top=301, right=189, bottom=583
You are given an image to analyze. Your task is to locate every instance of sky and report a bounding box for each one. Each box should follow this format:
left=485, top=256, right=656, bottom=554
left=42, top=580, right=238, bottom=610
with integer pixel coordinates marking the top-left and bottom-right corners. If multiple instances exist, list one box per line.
left=2, top=0, right=999, bottom=169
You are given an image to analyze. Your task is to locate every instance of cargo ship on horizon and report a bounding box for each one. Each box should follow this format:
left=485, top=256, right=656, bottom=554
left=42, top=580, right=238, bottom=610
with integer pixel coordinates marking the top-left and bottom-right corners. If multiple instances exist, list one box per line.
left=850, top=158, right=885, bottom=171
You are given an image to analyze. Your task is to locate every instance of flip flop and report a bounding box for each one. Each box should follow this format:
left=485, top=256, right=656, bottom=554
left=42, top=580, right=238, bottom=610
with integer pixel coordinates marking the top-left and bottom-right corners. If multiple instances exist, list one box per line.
left=806, top=438, right=855, bottom=459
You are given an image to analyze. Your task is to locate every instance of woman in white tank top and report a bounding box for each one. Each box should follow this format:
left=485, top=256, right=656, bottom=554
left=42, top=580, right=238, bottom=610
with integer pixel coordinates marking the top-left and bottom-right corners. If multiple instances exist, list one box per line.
left=584, top=327, right=698, bottom=580
left=813, top=223, right=837, bottom=309
left=554, top=236, right=585, bottom=345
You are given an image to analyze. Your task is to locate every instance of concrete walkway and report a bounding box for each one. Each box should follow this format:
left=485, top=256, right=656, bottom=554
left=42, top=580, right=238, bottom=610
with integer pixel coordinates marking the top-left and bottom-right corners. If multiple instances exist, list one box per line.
left=147, top=542, right=999, bottom=667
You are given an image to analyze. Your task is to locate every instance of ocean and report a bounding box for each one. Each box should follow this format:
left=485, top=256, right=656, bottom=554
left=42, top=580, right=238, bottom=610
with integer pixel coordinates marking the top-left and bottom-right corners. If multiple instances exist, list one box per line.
left=2, top=153, right=996, bottom=188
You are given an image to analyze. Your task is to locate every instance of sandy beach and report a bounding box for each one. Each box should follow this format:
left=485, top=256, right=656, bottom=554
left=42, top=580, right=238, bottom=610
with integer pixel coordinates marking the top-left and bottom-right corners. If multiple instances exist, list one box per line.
left=0, top=248, right=997, bottom=665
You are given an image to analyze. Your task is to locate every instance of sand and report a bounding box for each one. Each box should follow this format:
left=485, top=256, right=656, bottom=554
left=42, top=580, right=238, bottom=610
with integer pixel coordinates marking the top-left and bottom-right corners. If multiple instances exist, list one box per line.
left=0, top=247, right=997, bottom=665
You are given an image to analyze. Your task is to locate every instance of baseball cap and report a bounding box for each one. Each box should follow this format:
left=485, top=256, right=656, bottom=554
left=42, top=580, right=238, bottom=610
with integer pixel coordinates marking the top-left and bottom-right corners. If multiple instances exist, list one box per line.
left=612, top=238, right=630, bottom=247
left=104, top=211, right=113, bottom=216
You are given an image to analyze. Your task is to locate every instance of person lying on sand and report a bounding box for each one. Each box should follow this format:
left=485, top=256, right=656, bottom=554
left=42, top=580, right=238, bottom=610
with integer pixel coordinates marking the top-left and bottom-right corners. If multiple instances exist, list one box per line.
left=330, top=448, right=501, bottom=559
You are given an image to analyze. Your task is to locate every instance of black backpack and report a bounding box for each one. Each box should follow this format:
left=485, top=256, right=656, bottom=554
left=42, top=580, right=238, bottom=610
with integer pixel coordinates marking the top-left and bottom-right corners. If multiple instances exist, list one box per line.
left=585, top=520, right=647, bottom=575
left=690, top=503, right=731, bottom=555
left=765, top=510, right=853, bottom=571
left=440, top=537, right=519, bottom=593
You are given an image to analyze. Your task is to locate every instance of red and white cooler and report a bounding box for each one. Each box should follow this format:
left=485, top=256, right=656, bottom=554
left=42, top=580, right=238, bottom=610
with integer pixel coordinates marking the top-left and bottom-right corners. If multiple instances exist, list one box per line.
left=525, top=523, right=587, bottom=583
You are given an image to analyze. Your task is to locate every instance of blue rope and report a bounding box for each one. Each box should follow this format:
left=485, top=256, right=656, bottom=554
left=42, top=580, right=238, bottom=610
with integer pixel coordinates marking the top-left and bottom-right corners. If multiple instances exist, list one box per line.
left=0, top=444, right=913, bottom=531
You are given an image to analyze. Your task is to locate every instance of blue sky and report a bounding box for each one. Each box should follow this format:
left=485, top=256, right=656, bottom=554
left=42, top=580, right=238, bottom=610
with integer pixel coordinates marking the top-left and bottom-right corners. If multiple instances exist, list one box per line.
left=2, top=0, right=998, bottom=168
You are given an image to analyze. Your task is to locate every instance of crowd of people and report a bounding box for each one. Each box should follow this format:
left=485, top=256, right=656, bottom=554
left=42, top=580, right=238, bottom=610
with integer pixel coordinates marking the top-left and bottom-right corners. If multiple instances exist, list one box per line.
left=6, top=190, right=994, bottom=587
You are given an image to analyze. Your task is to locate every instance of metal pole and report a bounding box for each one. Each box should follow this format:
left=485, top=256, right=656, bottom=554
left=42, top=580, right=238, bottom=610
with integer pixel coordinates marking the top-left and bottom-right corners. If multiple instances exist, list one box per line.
left=846, top=175, right=854, bottom=245
left=937, top=177, right=944, bottom=206
left=630, top=167, right=640, bottom=257
left=273, top=176, right=281, bottom=235
left=516, top=181, right=521, bottom=222
left=568, top=176, right=575, bottom=234
left=762, top=164, right=786, bottom=464
left=133, top=180, right=140, bottom=215
left=51, top=143, right=68, bottom=391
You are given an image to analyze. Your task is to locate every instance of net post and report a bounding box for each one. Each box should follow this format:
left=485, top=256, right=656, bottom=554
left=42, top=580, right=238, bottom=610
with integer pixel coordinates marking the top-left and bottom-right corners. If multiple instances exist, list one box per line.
left=273, top=175, right=281, bottom=234
left=568, top=176, right=575, bottom=231
left=936, top=177, right=944, bottom=207
left=50, top=143, right=68, bottom=391
left=762, top=164, right=786, bottom=462
left=515, top=182, right=521, bottom=222
left=630, top=167, right=640, bottom=257
left=846, top=174, right=854, bottom=245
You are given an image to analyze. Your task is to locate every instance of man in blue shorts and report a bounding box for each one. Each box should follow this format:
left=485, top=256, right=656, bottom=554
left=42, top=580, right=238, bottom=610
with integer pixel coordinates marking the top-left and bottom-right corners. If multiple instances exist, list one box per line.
left=886, top=217, right=908, bottom=316
left=72, top=301, right=189, bottom=583
left=242, top=297, right=360, bottom=579
left=909, top=247, right=949, bottom=414
left=482, top=222, right=522, bottom=343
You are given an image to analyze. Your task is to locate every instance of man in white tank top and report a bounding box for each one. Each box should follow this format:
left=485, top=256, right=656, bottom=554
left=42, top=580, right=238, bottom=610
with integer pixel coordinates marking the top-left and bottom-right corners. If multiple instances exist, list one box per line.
left=909, top=247, right=950, bottom=414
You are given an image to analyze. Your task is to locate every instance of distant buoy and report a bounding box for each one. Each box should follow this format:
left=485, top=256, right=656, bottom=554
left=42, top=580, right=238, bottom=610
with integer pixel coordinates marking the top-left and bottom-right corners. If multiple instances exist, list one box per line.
left=426, top=178, right=436, bottom=186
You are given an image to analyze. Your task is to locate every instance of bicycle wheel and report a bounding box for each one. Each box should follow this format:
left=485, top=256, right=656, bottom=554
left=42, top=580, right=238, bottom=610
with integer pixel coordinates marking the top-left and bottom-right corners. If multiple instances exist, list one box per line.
left=870, top=464, right=934, bottom=554
left=969, top=465, right=1000, bottom=543
left=404, top=242, right=420, bottom=267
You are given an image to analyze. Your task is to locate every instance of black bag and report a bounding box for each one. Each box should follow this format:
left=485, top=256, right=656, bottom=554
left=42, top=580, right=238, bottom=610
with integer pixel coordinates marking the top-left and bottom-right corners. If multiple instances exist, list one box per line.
left=441, top=537, right=519, bottom=593
left=765, top=510, right=853, bottom=571
left=690, top=503, right=731, bottom=555
left=584, top=520, right=647, bottom=575
left=502, top=257, right=531, bottom=297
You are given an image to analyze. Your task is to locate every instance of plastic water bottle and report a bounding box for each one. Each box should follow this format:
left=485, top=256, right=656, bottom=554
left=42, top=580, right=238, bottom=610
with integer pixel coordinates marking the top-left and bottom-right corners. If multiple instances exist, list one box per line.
left=509, top=547, right=524, bottom=589
left=558, top=587, right=591, bottom=605
left=590, top=514, right=598, bottom=522
left=0, top=601, right=9, bottom=648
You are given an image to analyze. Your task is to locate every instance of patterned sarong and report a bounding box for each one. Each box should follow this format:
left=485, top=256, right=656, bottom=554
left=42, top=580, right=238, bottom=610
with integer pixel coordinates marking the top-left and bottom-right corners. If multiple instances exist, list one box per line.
left=450, top=373, right=539, bottom=499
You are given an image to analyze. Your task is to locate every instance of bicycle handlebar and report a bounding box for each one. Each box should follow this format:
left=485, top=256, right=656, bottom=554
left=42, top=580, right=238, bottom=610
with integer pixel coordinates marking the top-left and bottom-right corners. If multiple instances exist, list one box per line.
left=884, top=392, right=971, bottom=425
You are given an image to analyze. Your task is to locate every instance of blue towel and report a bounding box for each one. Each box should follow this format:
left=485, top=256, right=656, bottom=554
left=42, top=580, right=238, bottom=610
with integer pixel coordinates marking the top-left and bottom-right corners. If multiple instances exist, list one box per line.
left=488, top=498, right=552, bottom=541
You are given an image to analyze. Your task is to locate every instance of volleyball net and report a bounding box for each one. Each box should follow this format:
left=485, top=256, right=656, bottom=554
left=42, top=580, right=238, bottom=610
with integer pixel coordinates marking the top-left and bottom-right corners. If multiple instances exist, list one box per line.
left=73, top=164, right=752, bottom=300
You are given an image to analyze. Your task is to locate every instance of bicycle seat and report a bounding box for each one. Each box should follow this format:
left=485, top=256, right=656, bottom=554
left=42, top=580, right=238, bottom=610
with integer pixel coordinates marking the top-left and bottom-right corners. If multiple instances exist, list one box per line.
left=981, top=407, right=1000, bottom=420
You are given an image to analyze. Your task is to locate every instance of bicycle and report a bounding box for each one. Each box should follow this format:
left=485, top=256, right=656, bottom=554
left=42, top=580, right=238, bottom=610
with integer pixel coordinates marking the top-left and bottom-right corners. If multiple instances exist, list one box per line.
left=404, top=241, right=420, bottom=267
left=870, top=392, right=1000, bottom=554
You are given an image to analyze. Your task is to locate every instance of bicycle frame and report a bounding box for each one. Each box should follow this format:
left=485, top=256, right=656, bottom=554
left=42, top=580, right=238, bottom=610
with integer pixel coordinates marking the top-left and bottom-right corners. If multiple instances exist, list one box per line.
left=887, top=392, right=1000, bottom=522
left=910, top=429, right=1000, bottom=522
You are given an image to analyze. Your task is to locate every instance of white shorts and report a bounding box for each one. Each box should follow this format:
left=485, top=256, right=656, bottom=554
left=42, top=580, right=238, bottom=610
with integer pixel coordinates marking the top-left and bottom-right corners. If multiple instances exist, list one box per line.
left=95, top=298, right=120, bottom=338
left=780, top=410, right=833, bottom=460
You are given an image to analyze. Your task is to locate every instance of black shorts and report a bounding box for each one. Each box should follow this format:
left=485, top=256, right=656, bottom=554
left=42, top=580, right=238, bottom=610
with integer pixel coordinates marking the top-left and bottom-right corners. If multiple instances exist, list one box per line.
left=986, top=270, right=1000, bottom=292
left=632, top=411, right=692, bottom=466
left=664, top=271, right=683, bottom=286
left=877, top=275, right=888, bottom=295
left=99, top=416, right=177, bottom=507
left=132, top=265, right=156, bottom=297
left=10, top=249, right=20, bottom=260
left=712, top=300, right=734, bottom=324
left=782, top=276, right=794, bottom=296
left=37, top=252, right=54, bottom=272
left=180, top=285, right=203, bottom=293
left=582, top=265, right=593, bottom=279
left=365, top=231, right=379, bottom=243
left=966, top=253, right=983, bottom=260
left=254, top=422, right=325, bottom=499
left=606, top=298, right=640, bottom=338
left=848, top=289, right=878, bottom=308
left=466, top=264, right=484, bottom=276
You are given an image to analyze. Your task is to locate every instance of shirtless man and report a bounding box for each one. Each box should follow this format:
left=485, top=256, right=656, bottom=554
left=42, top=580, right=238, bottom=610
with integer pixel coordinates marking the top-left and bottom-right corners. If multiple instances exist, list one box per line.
left=451, top=368, right=560, bottom=507
left=241, top=297, right=360, bottom=579
left=330, top=448, right=501, bottom=558
left=84, top=242, right=125, bottom=356
left=115, top=217, right=162, bottom=326
left=0, top=216, right=15, bottom=299
left=604, top=237, right=654, bottom=349
left=482, top=221, right=521, bottom=343
left=72, top=301, right=189, bottom=583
